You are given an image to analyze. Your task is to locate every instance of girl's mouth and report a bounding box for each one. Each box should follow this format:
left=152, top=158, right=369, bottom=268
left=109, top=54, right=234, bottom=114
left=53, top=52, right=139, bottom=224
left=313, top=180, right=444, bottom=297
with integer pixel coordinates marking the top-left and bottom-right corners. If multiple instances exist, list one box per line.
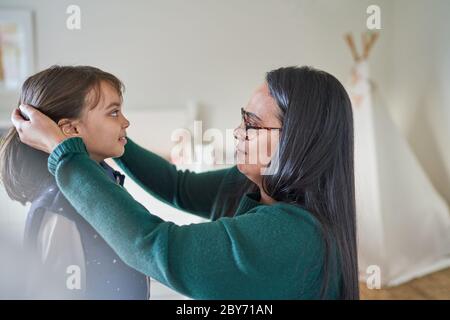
left=119, top=136, right=127, bottom=144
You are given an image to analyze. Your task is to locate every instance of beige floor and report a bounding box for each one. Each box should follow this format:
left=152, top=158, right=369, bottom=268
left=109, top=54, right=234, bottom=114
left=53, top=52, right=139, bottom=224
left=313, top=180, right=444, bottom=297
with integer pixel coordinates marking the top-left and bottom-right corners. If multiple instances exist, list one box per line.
left=360, top=267, right=450, bottom=300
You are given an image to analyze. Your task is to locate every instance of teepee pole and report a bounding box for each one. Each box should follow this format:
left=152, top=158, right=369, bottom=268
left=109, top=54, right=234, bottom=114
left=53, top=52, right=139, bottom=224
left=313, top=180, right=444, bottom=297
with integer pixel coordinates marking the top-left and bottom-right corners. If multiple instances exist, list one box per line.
left=362, top=32, right=379, bottom=59
left=344, top=33, right=360, bottom=62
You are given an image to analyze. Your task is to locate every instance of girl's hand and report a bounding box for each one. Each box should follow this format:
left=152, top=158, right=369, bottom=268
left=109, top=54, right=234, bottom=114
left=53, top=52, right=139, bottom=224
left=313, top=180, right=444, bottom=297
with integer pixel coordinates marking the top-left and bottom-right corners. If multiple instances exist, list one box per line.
left=11, top=104, right=67, bottom=154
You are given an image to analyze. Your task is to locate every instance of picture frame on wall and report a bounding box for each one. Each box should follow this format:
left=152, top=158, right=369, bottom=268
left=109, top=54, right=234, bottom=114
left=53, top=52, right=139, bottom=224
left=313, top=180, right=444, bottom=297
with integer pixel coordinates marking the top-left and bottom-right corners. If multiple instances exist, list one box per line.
left=0, top=9, right=35, bottom=91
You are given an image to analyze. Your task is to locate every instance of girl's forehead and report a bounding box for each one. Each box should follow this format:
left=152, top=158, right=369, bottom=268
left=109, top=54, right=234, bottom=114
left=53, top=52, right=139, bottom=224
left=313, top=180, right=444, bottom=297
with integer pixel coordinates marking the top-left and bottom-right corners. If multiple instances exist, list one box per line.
left=98, top=82, right=122, bottom=106
left=85, top=81, right=122, bottom=110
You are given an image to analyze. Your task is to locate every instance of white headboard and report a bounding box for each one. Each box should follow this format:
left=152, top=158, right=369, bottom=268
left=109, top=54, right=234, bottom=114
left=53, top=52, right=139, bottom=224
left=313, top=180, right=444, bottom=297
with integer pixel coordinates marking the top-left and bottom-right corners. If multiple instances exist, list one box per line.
left=124, top=105, right=197, bottom=159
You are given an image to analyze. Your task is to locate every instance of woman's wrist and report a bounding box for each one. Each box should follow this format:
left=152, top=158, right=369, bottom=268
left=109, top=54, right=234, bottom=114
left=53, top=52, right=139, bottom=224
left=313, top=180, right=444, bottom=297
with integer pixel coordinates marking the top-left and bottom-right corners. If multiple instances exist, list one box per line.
left=48, top=133, right=68, bottom=154
left=47, top=137, right=88, bottom=175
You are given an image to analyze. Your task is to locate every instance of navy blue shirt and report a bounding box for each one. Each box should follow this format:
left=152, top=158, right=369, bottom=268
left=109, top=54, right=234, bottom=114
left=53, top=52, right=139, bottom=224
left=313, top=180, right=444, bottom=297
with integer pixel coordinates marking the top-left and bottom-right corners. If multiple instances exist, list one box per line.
left=24, top=161, right=149, bottom=299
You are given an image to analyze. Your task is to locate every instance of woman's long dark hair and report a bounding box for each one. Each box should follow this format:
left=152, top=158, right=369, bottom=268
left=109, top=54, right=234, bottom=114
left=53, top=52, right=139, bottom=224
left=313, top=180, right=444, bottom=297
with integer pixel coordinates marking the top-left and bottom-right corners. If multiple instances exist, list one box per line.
left=0, top=65, right=124, bottom=205
left=216, top=66, right=359, bottom=299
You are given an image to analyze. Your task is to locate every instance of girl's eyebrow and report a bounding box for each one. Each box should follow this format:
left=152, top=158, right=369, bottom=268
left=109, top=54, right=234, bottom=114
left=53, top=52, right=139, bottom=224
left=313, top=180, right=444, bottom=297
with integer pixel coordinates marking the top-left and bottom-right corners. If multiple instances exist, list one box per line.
left=104, top=102, right=122, bottom=110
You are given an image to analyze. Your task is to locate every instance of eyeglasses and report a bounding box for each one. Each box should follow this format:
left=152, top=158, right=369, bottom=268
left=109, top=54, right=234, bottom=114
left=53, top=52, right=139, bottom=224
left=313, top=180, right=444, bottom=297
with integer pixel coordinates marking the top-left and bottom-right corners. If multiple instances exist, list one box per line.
left=233, top=108, right=282, bottom=141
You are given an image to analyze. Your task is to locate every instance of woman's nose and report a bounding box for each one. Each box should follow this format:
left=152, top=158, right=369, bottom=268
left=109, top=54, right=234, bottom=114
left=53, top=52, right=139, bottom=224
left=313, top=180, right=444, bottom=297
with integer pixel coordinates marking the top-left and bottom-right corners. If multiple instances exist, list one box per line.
left=233, top=123, right=246, bottom=141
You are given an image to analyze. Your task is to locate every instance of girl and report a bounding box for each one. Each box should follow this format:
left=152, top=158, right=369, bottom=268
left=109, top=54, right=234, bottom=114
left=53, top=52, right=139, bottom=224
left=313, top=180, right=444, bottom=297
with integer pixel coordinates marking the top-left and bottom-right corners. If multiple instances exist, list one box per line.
left=13, top=66, right=359, bottom=299
left=0, top=66, right=149, bottom=299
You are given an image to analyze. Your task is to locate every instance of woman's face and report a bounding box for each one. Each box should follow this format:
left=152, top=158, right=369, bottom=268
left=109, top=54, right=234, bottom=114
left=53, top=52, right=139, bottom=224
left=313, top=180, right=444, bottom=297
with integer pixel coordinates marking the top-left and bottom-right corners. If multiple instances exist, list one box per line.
left=234, top=82, right=282, bottom=186
left=60, top=81, right=130, bottom=162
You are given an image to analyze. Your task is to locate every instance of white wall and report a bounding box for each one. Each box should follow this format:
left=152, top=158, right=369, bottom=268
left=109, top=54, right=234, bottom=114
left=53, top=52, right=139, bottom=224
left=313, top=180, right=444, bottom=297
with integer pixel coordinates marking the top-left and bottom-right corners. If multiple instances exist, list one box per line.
left=0, top=0, right=393, bottom=129
left=0, top=0, right=448, bottom=228
left=389, top=0, right=450, bottom=204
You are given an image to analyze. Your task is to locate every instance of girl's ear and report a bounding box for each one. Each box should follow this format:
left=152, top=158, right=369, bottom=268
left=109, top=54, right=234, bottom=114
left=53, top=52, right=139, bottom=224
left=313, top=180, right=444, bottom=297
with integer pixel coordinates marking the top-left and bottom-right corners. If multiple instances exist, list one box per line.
left=58, top=118, right=81, bottom=137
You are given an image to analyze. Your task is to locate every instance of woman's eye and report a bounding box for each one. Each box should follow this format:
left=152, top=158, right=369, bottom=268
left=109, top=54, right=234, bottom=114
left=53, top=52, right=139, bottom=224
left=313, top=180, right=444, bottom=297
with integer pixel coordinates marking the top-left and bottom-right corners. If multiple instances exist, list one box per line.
left=245, top=120, right=257, bottom=127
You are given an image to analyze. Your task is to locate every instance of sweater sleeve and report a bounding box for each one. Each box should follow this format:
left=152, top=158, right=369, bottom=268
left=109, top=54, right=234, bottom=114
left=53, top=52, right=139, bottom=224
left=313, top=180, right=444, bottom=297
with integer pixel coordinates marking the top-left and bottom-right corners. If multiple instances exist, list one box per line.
left=47, top=138, right=322, bottom=299
left=113, top=138, right=231, bottom=220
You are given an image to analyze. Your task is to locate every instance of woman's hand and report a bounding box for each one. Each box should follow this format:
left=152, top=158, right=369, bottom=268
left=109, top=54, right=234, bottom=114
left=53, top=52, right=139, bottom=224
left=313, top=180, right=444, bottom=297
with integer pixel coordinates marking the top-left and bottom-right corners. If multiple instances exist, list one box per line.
left=11, top=104, right=67, bottom=154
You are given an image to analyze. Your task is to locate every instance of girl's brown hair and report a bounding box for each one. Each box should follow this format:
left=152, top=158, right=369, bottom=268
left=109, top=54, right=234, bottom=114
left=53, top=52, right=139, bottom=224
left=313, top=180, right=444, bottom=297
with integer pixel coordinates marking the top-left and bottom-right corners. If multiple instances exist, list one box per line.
left=0, top=65, right=124, bottom=205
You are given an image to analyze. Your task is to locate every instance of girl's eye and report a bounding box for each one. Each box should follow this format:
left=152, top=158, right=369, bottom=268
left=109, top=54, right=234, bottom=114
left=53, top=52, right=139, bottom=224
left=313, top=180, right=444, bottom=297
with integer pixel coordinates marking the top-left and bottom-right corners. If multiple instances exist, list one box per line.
left=110, top=110, right=119, bottom=117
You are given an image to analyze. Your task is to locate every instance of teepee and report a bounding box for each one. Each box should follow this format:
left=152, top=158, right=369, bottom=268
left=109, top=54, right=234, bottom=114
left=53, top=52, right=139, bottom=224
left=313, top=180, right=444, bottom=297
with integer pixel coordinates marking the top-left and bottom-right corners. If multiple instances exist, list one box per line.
left=344, top=32, right=450, bottom=287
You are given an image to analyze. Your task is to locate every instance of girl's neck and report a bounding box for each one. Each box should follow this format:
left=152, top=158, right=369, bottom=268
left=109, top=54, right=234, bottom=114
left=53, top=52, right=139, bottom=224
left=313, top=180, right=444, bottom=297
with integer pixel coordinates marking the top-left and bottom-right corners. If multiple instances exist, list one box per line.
left=89, top=153, right=105, bottom=164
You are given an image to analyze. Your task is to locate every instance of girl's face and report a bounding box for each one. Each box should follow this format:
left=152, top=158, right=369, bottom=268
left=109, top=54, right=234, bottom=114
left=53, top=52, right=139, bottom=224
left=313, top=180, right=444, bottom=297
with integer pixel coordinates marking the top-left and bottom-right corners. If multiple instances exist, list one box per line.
left=59, top=81, right=130, bottom=162
left=234, top=82, right=282, bottom=186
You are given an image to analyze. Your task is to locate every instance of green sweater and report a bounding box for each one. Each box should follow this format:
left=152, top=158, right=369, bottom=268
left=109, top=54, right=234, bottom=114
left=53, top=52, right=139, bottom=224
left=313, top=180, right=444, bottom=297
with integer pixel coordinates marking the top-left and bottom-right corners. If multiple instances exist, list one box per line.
left=47, top=137, right=341, bottom=299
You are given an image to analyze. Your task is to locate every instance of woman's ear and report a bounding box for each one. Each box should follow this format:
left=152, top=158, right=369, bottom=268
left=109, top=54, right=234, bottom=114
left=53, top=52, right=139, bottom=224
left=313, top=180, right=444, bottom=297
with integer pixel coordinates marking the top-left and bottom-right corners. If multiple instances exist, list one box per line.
left=58, top=118, right=81, bottom=137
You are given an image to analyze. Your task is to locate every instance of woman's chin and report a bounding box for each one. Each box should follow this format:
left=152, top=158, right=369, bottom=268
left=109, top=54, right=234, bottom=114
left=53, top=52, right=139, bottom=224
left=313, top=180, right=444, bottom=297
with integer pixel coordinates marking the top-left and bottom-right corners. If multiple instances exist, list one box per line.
left=237, top=163, right=249, bottom=175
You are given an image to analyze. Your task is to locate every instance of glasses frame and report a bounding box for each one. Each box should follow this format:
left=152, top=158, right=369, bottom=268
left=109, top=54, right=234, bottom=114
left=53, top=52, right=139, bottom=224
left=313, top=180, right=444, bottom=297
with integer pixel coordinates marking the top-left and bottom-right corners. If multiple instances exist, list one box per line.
left=235, top=108, right=282, bottom=141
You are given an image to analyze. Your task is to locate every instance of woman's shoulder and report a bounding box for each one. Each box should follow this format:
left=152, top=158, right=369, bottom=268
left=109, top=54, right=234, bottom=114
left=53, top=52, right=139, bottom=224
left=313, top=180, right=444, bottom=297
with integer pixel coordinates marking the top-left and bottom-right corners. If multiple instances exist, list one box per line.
left=273, top=202, right=319, bottom=223
left=255, top=201, right=320, bottom=227
left=246, top=201, right=324, bottom=244
left=219, top=165, right=244, bottom=183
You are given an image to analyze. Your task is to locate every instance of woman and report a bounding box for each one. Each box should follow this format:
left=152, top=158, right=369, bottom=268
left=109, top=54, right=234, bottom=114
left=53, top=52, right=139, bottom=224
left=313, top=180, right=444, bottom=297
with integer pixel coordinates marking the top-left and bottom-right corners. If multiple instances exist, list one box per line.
left=11, top=66, right=359, bottom=299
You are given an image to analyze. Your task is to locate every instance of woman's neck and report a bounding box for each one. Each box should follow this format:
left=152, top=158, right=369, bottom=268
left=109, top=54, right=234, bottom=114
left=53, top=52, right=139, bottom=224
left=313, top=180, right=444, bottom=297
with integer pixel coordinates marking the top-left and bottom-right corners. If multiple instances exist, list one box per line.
left=259, top=187, right=276, bottom=205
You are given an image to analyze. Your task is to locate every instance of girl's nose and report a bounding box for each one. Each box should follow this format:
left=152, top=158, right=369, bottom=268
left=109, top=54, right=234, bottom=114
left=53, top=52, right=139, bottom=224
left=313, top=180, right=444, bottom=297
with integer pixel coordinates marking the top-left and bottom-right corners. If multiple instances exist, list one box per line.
left=122, top=116, right=130, bottom=128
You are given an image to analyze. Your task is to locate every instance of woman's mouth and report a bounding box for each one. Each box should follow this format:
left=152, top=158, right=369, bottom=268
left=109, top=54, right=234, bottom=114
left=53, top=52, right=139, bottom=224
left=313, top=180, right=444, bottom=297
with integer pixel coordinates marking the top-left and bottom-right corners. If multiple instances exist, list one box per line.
left=236, top=148, right=247, bottom=155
